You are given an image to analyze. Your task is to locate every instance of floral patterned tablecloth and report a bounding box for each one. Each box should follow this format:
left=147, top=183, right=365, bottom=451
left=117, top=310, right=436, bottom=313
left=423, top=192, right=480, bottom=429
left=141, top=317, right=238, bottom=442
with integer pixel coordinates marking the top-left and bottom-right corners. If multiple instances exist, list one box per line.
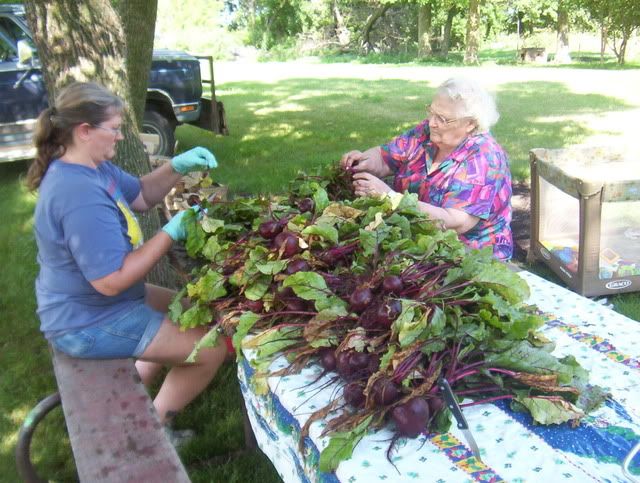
left=237, top=270, right=640, bottom=483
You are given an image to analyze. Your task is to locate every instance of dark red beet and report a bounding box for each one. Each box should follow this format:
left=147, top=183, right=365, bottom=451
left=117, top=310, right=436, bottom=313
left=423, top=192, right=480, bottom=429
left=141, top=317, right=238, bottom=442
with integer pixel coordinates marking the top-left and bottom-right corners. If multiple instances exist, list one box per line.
left=406, top=397, right=430, bottom=421
left=349, top=286, right=373, bottom=313
left=391, top=397, right=430, bottom=437
left=367, top=354, right=380, bottom=375
left=428, top=397, right=444, bottom=415
left=371, top=378, right=402, bottom=406
left=297, top=198, right=315, bottom=213
left=278, top=286, right=296, bottom=299
left=349, top=351, right=370, bottom=371
left=382, top=275, right=403, bottom=294
left=373, top=302, right=397, bottom=329
left=360, top=314, right=378, bottom=331
left=387, top=299, right=402, bottom=318
left=319, top=348, right=337, bottom=371
left=242, top=298, right=263, bottom=313
left=274, top=231, right=301, bottom=258
left=187, top=194, right=201, bottom=207
left=258, top=220, right=283, bottom=239
left=343, top=382, right=365, bottom=408
left=336, top=351, right=352, bottom=378
left=285, top=297, right=308, bottom=312
left=286, top=259, right=310, bottom=274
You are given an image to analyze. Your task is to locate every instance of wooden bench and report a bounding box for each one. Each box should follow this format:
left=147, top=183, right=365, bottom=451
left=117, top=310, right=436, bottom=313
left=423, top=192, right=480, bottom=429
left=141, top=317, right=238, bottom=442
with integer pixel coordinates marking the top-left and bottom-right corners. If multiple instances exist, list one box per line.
left=16, top=347, right=190, bottom=482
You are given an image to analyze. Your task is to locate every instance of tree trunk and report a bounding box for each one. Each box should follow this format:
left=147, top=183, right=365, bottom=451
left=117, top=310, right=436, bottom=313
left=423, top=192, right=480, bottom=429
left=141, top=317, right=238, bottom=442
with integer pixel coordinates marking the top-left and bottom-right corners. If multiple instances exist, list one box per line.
left=418, top=3, right=432, bottom=58
left=113, top=0, right=158, bottom=129
left=617, top=34, right=628, bottom=65
left=24, top=0, right=177, bottom=288
left=464, top=0, right=480, bottom=64
left=442, top=6, right=457, bottom=57
left=332, top=0, right=350, bottom=47
left=555, top=0, right=571, bottom=63
left=600, top=23, right=607, bottom=62
left=361, top=4, right=390, bottom=53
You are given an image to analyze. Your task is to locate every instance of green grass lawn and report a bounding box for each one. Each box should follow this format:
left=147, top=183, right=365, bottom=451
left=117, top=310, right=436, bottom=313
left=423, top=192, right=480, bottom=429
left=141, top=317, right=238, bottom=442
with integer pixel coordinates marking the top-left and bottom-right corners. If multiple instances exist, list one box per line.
left=1, top=62, right=639, bottom=482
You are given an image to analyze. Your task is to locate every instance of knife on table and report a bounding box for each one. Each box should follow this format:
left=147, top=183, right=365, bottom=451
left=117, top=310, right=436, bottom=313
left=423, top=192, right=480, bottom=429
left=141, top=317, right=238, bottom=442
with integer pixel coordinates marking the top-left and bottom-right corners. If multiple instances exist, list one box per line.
left=438, top=377, right=483, bottom=462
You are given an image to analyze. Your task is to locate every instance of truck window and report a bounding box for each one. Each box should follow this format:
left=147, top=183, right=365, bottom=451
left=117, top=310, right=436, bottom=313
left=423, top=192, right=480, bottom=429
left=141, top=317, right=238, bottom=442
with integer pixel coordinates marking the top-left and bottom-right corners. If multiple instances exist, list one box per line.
left=0, top=16, right=29, bottom=45
left=0, top=30, right=15, bottom=62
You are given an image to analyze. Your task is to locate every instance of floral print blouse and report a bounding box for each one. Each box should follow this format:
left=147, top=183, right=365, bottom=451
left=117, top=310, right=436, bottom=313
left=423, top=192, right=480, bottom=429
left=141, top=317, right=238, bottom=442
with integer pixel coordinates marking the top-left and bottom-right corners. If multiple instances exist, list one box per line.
left=380, top=119, right=513, bottom=260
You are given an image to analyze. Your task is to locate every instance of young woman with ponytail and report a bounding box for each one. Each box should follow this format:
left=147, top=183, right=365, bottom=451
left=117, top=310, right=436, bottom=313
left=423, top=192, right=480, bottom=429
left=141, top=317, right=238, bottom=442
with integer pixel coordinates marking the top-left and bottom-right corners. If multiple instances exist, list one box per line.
left=29, top=82, right=226, bottom=444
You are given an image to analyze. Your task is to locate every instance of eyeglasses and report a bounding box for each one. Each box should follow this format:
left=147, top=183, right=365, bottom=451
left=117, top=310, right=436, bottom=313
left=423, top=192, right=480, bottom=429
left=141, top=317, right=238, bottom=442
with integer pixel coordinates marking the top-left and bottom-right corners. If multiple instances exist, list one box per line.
left=92, top=124, right=122, bottom=136
left=425, top=105, right=469, bottom=126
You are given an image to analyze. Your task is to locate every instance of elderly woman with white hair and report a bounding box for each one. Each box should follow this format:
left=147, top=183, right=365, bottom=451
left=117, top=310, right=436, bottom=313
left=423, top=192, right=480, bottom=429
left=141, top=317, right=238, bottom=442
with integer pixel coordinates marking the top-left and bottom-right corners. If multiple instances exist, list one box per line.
left=341, top=77, right=513, bottom=260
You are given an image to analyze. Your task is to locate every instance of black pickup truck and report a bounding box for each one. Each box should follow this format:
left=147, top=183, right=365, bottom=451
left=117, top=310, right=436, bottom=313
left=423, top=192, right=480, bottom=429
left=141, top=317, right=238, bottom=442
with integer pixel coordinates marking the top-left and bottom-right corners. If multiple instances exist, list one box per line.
left=0, top=4, right=226, bottom=161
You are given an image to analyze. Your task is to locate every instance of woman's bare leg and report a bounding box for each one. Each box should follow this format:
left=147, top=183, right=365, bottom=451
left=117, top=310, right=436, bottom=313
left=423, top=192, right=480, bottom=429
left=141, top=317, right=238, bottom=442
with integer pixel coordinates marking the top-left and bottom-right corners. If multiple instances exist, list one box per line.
left=138, top=319, right=226, bottom=423
left=137, top=283, right=225, bottom=423
left=134, top=284, right=179, bottom=387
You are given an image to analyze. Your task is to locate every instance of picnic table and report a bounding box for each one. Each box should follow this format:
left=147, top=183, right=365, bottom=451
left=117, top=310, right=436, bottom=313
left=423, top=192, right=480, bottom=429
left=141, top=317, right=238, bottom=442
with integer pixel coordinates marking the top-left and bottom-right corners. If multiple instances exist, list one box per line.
left=237, top=270, right=640, bottom=482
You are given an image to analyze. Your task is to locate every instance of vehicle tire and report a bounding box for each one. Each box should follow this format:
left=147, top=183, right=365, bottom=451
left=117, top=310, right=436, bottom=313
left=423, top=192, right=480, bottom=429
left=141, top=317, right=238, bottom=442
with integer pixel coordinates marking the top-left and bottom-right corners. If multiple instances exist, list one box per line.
left=142, top=109, right=176, bottom=157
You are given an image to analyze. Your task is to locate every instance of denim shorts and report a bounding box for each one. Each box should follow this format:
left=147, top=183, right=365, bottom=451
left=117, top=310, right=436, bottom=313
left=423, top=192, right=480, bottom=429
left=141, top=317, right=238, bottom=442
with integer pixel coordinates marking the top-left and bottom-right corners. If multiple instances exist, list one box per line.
left=50, top=303, right=165, bottom=359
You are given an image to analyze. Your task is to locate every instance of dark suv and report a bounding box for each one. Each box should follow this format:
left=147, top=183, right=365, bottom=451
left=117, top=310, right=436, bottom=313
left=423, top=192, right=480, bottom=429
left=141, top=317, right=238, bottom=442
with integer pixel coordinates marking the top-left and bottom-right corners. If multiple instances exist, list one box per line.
left=0, top=4, right=226, bottom=161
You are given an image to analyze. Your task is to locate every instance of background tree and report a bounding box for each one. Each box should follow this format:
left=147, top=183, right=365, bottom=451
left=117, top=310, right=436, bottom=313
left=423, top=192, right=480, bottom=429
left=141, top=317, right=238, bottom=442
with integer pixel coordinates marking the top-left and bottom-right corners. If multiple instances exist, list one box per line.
left=417, top=0, right=434, bottom=57
left=24, top=0, right=176, bottom=287
left=440, top=0, right=463, bottom=57
left=579, top=0, right=640, bottom=64
left=555, top=0, right=571, bottom=62
left=464, top=0, right=480, bottom=63
left=360, top=2, right=392, bottom=53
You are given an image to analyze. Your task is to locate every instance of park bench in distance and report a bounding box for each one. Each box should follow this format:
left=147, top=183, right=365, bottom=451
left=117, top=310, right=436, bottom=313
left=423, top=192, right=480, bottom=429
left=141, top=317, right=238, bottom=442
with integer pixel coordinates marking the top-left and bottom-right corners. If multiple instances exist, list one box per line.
left=16, top=347, right=190, bottom=482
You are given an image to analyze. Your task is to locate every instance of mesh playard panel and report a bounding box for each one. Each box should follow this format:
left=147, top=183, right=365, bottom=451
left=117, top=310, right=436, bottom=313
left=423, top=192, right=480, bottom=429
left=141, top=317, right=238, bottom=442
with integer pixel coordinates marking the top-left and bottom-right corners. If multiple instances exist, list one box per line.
left=529, top=146, right=640, bottom=296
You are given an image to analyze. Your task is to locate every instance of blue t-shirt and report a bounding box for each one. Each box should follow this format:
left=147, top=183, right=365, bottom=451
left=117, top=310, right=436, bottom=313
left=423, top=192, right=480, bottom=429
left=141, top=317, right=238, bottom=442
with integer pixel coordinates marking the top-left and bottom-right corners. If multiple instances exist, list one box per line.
left=34, top=160, right=145, bottom=338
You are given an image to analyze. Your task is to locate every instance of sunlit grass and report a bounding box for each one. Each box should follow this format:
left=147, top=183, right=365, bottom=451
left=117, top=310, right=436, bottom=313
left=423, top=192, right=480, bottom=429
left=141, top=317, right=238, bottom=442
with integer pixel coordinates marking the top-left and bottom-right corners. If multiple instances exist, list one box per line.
left=180, top=69, right=634, bottom=194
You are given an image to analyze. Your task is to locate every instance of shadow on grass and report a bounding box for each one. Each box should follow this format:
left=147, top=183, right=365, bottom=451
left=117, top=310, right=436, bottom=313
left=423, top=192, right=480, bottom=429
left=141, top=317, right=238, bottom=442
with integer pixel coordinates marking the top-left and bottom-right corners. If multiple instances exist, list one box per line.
left=0, top=162, right=78, bottom=482
left=179, top=78, right=631, bottom=194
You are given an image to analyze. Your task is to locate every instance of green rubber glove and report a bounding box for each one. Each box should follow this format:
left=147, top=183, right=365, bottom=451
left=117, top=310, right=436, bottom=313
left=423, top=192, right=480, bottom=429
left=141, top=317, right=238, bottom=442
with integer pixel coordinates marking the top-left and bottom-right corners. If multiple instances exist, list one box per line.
left=170, top=147, right=218, bottom=174
left=162, top=207, right=199, bottom=241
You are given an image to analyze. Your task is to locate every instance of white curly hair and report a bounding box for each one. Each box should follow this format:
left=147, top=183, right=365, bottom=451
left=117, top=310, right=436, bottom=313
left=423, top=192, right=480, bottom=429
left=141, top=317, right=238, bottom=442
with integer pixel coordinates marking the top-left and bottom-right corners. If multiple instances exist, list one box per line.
left=435, top=77, right=500, bottom=133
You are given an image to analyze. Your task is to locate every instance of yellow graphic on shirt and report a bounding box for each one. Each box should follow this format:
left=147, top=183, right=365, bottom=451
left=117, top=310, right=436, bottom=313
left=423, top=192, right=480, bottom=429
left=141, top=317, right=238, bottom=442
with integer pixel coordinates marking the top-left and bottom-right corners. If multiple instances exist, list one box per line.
left=116, top=200, right=144, bottom=248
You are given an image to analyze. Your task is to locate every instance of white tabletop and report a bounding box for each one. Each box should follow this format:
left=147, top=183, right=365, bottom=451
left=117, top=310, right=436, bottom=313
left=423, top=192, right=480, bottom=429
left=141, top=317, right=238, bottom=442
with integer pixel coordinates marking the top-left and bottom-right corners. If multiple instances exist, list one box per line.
left=238, top=270, right=640, bottom=483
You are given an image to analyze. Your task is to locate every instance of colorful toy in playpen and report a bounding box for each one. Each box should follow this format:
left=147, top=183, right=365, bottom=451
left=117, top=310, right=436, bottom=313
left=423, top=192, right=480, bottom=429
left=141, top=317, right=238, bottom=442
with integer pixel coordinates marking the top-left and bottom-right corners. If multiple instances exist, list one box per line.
left=598, top=248, right=640, bottom=279
left=541, top=242, right=640, bottom=279
left=542, top=241, right=579, bottom=272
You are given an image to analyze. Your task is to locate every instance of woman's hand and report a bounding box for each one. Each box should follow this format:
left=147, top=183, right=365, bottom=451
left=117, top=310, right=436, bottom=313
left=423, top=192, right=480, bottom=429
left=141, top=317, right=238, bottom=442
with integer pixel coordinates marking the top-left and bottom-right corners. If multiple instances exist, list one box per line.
left=171, top=147, right=218, bottom=174
left=340, top=150, right=366, bottom=170
left=340, top=147, right=392, bottom=178
left=162, top=207, right=200, bottom=241
left=352, top=172, right=393, bottom=197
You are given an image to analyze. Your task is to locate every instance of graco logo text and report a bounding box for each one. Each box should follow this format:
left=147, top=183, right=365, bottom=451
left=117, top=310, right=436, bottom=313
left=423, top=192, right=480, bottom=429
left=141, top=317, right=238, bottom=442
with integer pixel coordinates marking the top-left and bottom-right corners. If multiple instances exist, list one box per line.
left=605, top=280, right=632, bottom=290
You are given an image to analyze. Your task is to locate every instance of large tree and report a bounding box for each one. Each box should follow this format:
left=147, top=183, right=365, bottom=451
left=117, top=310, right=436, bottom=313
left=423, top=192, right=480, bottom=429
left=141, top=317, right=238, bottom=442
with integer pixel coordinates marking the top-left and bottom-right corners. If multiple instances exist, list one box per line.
left=464, top=0, right=480, bottom=63
left=24, top=0, right=176, bottom=287
left=555, top=0, right=571, bottom=63
left=417, top=1, right=433, bottom=57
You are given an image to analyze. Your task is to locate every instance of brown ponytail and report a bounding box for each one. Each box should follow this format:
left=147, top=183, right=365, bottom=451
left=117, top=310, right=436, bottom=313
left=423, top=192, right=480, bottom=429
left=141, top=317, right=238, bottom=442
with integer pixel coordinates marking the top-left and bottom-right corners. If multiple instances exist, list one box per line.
left=26, top=82, right=124, bottom=191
